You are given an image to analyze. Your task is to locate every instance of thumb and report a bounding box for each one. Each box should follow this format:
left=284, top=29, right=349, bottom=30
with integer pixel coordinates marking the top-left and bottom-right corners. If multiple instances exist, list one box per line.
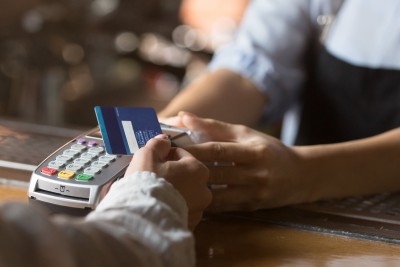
left=179, top=112, right=237, bottom=142
left=125, top=134, right=171, bottom=175
left=143, top=134, right=172, bottom=161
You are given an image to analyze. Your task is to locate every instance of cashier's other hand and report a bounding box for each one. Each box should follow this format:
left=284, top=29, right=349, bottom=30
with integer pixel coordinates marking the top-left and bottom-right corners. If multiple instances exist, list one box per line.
left=125, top=134, right=212, bottom=230
left=179, top=113, right=310, bottom=212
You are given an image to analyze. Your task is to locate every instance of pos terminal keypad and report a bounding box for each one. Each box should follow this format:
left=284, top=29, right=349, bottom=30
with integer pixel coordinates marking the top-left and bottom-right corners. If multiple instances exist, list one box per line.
left=28, top=128, right=132, bottom=215
left=44, top=140, right=117, bottom=181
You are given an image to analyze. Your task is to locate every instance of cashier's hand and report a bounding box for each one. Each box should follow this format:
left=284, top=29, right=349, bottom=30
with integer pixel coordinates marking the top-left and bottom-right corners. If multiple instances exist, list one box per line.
left=125, top=134, right=212, bottom=230
left=178, top=112, right=311, bottom=212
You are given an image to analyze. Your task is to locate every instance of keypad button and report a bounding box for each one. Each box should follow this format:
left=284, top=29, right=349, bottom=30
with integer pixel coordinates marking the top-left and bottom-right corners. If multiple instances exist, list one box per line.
left=63, top=149, right=80, bottom=157
left=84, top=167, right=101, bottom=175
left=76, top=173, right=94, bottom=182
left=91, top=160, right=108, bottom=169
left=56, top=155, right=73, bottom=163
left=66, top=163, right=83, bottom=172
left=74, top=158, right=91, bottom=165
left=88, top=147, right=105, bottom=155
left=98, top=155, right=117, bottom=163
left=88, top=140, right=98, bottom=147
left=76, top=138, right=86, bottom=144
left=81, top=152, right=97, bottom=160
left=58, top=170, right=75, bottom=180
left=48, top=160, right=65, bottom=170
left=70, top=144, right=87, bottom=152
left=41, top=167, right=57, bottom=176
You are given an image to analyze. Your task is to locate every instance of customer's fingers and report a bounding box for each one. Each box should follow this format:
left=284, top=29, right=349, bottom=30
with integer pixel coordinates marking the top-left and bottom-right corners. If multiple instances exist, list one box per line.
left=125, top=134, right=171, bottom=174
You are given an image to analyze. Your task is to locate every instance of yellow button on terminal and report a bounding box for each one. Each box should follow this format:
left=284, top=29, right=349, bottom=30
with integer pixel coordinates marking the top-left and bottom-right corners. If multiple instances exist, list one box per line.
left=58, top=170, right=75, bottom=180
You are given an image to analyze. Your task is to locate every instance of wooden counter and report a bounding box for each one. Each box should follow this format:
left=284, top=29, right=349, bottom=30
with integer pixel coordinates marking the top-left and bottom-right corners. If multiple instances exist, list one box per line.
left=2, top=184, right=400, bottom=266
left=0, top=184, right=28, bottom=202
left=195, top=216, right=400, bottom=266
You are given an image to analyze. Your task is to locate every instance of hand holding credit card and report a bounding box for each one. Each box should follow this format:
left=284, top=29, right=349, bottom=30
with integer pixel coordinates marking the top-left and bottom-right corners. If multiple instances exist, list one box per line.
left=95, top=106, right=196, bottom=155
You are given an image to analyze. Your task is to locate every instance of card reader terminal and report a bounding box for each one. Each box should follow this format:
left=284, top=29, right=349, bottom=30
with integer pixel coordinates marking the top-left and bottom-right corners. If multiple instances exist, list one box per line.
left=28, top=124, right=195, bottom=216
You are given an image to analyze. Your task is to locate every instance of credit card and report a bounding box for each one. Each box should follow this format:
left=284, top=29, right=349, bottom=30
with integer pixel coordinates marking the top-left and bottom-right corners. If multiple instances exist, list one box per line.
left=94, top=106, right=162, bottom=155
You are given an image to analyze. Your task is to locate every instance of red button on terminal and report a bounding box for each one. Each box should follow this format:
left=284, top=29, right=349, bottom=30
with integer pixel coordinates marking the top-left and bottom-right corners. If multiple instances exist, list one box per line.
left=41, top=167, right=57, bottom=176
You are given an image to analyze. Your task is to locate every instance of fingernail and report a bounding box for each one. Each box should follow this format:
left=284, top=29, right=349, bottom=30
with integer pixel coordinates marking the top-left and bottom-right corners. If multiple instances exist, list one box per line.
left=155, top=134, right=169, bottom=140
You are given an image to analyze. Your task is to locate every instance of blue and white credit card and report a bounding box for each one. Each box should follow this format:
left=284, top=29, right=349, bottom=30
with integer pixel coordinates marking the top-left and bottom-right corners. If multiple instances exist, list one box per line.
left=94, top=106, right=162, bottom=155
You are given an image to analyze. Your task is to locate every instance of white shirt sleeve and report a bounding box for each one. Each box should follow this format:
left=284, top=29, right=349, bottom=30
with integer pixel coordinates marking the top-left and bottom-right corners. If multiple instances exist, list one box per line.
left=208, top=0, right=350, bottom=124
left=0, top=171, right=194, bottom=267
left=208, top=0, right=314, bottom=123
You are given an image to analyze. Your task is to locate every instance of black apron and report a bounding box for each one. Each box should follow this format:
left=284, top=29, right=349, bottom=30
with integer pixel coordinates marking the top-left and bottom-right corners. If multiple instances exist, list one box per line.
left=294, top=44, right=400, bottom=145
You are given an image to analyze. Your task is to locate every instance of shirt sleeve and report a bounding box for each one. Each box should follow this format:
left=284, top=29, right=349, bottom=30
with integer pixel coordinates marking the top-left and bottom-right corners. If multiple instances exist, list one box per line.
left=0, top=171, right=194, bottom=267
left=208, top=0, right=315, bottom=123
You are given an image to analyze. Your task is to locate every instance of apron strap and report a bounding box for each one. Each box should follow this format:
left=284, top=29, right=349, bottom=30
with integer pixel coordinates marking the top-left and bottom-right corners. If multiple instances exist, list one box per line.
left=295, top=46, right=400, bottom=145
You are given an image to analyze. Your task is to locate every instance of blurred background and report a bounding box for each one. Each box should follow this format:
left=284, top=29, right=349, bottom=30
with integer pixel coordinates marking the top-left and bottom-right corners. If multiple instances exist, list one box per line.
left=0, top=0, right=248, bottom=128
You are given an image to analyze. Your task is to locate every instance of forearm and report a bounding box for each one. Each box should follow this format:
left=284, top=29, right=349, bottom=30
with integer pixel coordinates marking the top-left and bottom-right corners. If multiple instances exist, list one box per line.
left=84, top=172, right=194, bottom=267
left=0, top=172, right=194, bottom=267
left=159, top=68, right=265, bottom=126
left=296, top=128, right=400, bottom=202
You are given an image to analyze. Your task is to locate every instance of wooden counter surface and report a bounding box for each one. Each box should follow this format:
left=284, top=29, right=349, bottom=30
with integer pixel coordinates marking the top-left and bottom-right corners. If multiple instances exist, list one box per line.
left=195, top=216, right=400, bottom=266
left=0, top=184, right=28, bottom=202
left=2, top=184, right=400, bottom=266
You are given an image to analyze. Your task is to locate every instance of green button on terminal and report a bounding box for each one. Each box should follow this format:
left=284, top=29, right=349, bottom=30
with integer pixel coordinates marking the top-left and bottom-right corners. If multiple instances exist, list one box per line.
left=76, top=173, right=93, bottom=182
